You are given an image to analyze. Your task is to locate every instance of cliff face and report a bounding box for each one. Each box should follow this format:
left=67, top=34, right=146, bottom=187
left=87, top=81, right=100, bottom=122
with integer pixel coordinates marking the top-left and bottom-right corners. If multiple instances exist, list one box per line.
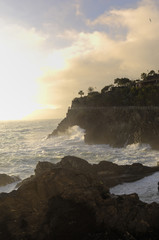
left=49, top=106, right=159, bottom=149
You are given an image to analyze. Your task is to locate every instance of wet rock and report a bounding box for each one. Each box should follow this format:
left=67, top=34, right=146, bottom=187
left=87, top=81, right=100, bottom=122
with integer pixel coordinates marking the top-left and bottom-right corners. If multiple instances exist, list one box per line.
left=0, top=156, right=159, bottom=240
left=58, top=155, right=92, bottom=172
left=35, top=161, right=56, bottom=175
left=57, top=156, right=159, bottom=187
left=49, top=107, right=159, bottom=149
left=0, top=174, right=20, bottom=187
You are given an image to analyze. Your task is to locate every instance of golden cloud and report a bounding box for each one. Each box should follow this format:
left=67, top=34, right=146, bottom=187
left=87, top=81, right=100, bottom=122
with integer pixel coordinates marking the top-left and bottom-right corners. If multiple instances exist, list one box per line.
left=38, top=0, right=159, bottom=117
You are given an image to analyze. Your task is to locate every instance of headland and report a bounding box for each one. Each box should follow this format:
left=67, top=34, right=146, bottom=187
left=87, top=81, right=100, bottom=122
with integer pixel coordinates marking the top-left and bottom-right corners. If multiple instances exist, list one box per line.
left=49, top=70, right=159, bottom=149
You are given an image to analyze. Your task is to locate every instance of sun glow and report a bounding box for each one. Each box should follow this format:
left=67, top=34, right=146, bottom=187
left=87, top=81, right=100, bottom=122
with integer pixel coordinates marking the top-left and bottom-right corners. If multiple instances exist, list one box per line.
left=0, top=53, right=42, bottom=120
left=0, top=24, right=45, bottom=120
left=0, top=73, right=40, bottom=120
left=0, top=20, right=69, bottom=120
left=44, top=50, right=67, bottom=71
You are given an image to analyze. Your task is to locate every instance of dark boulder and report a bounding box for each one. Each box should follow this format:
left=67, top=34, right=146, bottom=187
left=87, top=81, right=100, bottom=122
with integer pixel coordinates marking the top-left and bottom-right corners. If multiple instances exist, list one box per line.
left=0, top=156, right=159, bottom=240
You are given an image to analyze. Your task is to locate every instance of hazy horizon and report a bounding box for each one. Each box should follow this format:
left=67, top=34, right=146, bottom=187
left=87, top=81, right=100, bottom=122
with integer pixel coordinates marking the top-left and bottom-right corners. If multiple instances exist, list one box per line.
left=0, top=0, right=159, bottom=120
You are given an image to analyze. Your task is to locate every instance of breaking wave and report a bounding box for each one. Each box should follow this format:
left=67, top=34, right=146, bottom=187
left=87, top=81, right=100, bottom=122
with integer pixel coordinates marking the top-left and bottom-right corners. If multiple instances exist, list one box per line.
left=110, top=172, right=159, bottom=203
left=0, top=120, right=159, bottom=203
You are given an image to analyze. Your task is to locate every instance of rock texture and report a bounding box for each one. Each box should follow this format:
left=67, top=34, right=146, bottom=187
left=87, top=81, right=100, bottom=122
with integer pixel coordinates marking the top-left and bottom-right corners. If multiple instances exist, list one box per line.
left=48, top=106, right=159, bottom=149
left=0, top=156, right=159, bottom=240
left=0, top=174, right=20, bottom=187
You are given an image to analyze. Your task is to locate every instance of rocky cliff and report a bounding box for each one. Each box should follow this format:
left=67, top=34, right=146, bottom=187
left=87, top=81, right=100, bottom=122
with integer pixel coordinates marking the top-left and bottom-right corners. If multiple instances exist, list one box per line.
left=0, top=156, right=159, bottom=240
left=49, top=106, right=159, bottom=149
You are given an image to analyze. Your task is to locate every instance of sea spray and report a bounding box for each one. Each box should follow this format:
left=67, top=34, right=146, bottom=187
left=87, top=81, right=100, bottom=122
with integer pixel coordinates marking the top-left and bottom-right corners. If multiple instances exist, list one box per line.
left=0, top=119, right=159, bottom=203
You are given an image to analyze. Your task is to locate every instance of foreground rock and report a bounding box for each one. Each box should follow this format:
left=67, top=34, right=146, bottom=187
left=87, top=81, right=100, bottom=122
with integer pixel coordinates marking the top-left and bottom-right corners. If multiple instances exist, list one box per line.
left=0, top=156, right=159, bottom=240
left=0, top=174, right=20, bottom=187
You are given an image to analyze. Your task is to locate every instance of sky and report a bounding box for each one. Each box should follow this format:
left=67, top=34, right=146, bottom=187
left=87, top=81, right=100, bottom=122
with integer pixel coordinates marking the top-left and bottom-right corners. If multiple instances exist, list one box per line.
left=0, top=0, right=159, bottom=120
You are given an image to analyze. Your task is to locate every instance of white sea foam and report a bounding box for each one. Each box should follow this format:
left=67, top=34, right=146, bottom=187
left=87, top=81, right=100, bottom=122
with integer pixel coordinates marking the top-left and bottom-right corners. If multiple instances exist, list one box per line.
left=0, top=119, right=159, bottom=203
left=110, top=172, right=159, bottom=203
left=0, top=181, right=20, bottom=193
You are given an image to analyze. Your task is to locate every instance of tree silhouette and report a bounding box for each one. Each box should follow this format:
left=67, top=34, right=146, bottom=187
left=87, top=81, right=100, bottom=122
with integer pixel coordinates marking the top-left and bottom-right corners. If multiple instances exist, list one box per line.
left=78, top=90, right=84, bottom=97
left=114, top=78, right=130, bottom=86
left=88, top=87, right=94, bottom=93
left=148, top=70, right=156, bottom=76
left=141, top=72, right=147, bottom=80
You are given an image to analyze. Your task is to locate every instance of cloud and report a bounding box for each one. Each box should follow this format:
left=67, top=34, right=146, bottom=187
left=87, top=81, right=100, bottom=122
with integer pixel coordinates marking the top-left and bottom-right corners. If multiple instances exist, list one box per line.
left=87, top=0, right=159, bottom=38
left=38, top=31, right=122, bottom=110
left=37, top=0, right=159, bottom=115
left=74, top=0, right=83, bottom=16
left=3, top=0, right=156, bottom=119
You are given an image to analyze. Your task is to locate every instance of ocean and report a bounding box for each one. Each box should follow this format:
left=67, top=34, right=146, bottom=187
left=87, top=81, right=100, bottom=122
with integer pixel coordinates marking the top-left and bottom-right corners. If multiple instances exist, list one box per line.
left=0, top=119, right=159, bottom=203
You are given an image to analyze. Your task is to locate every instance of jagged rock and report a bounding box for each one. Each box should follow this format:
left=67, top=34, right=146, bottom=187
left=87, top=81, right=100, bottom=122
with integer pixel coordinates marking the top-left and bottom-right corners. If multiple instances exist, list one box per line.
left=57, top=155, right=91, bottom=172
left=58, top=156, right=159, bottom=187
left=35, top=161, right=56, bottom=175
left=0, top=156, right=159, bottom=240
left=0, top=174, right=20, bottom=187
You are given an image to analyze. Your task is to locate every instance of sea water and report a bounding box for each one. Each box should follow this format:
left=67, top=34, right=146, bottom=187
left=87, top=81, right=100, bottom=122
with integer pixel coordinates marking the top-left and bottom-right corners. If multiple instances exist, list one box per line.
left=0, top=119, right=159, bottom=203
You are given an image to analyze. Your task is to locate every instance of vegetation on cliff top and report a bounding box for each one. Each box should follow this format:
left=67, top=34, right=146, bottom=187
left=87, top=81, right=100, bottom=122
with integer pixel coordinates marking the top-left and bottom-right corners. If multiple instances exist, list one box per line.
left=74, top=70, right=159, bottom=107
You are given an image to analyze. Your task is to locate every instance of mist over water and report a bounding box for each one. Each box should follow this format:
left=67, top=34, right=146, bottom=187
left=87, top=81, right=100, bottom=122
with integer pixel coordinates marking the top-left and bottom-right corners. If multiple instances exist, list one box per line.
left=0, top=119, right=159, bottom=203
